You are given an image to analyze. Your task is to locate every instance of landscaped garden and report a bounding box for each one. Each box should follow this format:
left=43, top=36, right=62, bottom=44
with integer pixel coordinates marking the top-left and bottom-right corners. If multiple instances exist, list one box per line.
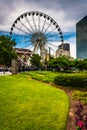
left=23, top=71, right=87, bottom=130
left=0, top=71, right=87, bottom=130
left=0, top=9, right=87, bottom=130
left=24, top=71, right=87, bottom=90
left=0, top=73, right=69, bottom=130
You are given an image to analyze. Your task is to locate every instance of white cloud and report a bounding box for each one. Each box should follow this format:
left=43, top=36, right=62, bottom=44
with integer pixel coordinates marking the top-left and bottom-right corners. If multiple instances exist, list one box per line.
left=0, top=0, right=86, bottom=33
left=0, top=0, right=86, bottom=58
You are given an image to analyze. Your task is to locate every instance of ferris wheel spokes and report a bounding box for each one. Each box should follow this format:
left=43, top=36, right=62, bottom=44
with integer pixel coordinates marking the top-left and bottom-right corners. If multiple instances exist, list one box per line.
left=25, top=16, right=35, bottom=33
left=10, top=11, right=64, bottom=65
left=19, top=19, right=33, bottom=34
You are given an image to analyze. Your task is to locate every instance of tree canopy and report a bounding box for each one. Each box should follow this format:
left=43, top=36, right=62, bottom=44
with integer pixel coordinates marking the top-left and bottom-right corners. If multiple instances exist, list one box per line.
left=30, top=54, right=42, bottom=69
left=73, top=59, right=87, bottom=70
left=47, top=56, right=72, bottom=71
left=47, top=56, right=87, bottom=71
left=0, top=35, right=17, bottom=67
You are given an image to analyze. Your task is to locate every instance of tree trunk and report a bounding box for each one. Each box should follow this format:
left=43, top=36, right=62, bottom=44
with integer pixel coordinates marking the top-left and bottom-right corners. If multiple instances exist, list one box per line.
left=11, top=59, right=18, bottom=74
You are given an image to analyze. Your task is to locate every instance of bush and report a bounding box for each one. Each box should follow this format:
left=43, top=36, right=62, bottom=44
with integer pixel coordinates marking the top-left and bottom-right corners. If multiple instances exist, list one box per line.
left=73, top=91, right=87, bottom=104
left=54, top=74, right=87, bottom=89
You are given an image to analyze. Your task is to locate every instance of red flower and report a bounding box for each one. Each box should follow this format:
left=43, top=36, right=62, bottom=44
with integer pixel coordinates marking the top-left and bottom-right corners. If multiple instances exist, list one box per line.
left=77, top=121, right=83, bottom=128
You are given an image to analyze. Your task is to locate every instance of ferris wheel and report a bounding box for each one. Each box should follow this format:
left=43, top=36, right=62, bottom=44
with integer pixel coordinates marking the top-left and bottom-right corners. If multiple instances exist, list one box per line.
left=10, top=11, right=64, bottom=65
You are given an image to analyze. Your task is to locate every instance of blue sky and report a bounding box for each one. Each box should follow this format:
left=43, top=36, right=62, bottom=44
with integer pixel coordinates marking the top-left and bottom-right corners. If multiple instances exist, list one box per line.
left=0, top=0, right=87, bottom=58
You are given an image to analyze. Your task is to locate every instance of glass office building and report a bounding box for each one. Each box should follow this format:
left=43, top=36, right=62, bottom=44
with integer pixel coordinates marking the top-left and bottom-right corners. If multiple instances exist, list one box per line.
left=76, top=16, right=87, bottom=59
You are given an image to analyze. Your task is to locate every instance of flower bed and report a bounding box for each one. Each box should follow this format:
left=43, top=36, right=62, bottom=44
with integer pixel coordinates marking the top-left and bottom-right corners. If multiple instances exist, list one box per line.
left=75, top=102, right=87, bottom=130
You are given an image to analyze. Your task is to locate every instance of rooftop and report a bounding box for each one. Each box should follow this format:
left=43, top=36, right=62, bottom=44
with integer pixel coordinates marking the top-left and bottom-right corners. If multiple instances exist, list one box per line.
left=76, top=15, right=87, bottom=26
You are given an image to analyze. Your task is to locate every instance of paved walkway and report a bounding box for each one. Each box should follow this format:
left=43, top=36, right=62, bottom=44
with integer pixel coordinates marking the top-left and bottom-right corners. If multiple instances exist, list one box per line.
left=0, top=71, right=12, bottom=76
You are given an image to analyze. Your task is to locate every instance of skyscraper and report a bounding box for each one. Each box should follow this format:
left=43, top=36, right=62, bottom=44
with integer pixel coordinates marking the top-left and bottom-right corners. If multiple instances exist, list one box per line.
left=76, top=16, right=87, bottom=59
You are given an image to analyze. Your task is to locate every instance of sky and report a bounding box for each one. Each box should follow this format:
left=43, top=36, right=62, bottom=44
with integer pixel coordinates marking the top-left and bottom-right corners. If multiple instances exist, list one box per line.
left=0, top=0, right=87, bottom=58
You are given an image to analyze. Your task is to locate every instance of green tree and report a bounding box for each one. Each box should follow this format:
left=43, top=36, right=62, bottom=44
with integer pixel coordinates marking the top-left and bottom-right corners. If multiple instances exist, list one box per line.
left=30, top=54, right=42, bottom=70
left=0, top=35, right=17, bottom=72
left=74, top=59, right=87, bottom=71
left=56, top=56, right=69, bottom=70
left=47, top=56, right=73, bottom=71
left=47, top=58, right=56, bottom=67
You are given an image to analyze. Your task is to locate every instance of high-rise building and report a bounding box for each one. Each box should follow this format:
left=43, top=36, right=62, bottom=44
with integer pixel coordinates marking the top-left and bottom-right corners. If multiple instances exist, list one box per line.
left=76, top=16, right=87, bottom=59
left=56, top=43, right=70, bottom=57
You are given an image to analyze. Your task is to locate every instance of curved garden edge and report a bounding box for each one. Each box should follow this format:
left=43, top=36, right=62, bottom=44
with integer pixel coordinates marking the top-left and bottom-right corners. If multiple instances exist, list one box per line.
left=26, top=74, right=73, bottom=130
left=22, top=71, right=87, bottom=130
left=51, top=83, right=87, bottom=130
left=49, top=83, right=76, bottom=130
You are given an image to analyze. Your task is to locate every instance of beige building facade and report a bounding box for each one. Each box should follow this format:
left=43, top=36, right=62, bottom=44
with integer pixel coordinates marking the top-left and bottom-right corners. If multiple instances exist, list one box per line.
left=56, top=43, right=70, bottom=57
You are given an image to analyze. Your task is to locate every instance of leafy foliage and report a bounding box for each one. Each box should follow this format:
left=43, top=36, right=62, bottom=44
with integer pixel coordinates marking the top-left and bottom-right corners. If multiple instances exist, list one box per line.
left=47, top=56, right=75, bottom=71
left=0, top=35, right=17, bottom=67
left=30, top=54, right=42, bottom=69
left=23, top=71, right=87, bottom=89
left=23, top=71, right=60, bottom=83
left=54, top=73, right=87, bottom=89
left=47, top=56, right=87, bottom=71
left=74, top=59, right=87, bottom=70
left=73, top=91, right=87, bottom=104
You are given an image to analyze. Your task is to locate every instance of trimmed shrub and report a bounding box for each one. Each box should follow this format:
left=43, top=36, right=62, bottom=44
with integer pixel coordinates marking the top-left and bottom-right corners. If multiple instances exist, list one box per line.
left=73, top=91, right=87, bottom=104
left=54, top=74, right=87, bottom=89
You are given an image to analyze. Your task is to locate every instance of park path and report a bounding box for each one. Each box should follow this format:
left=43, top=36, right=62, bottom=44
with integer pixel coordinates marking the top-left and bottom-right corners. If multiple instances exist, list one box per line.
left=0, top=72, right=12, bottom=76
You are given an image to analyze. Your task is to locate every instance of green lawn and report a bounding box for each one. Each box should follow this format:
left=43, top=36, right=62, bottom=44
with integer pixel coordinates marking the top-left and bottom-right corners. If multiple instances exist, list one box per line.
left=0, top=74, right=69, bottom=130
left=23, top=71, right=60, bottom=83
left=25, top=71, right=87, bottom=89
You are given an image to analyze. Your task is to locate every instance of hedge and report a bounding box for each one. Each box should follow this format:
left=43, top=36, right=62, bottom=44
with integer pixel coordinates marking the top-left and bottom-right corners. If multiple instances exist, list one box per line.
left=54, top=74, right=87, bottom=89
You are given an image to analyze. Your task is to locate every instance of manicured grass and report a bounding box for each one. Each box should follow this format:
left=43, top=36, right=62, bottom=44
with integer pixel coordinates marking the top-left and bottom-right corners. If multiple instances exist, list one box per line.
left=23, top=71, right=87, bottom=87
left=54, top=73, right=87, bottom=89
left=23, top=71, right=60, bottom=83
left=0, top=74, right=69, bottom=130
